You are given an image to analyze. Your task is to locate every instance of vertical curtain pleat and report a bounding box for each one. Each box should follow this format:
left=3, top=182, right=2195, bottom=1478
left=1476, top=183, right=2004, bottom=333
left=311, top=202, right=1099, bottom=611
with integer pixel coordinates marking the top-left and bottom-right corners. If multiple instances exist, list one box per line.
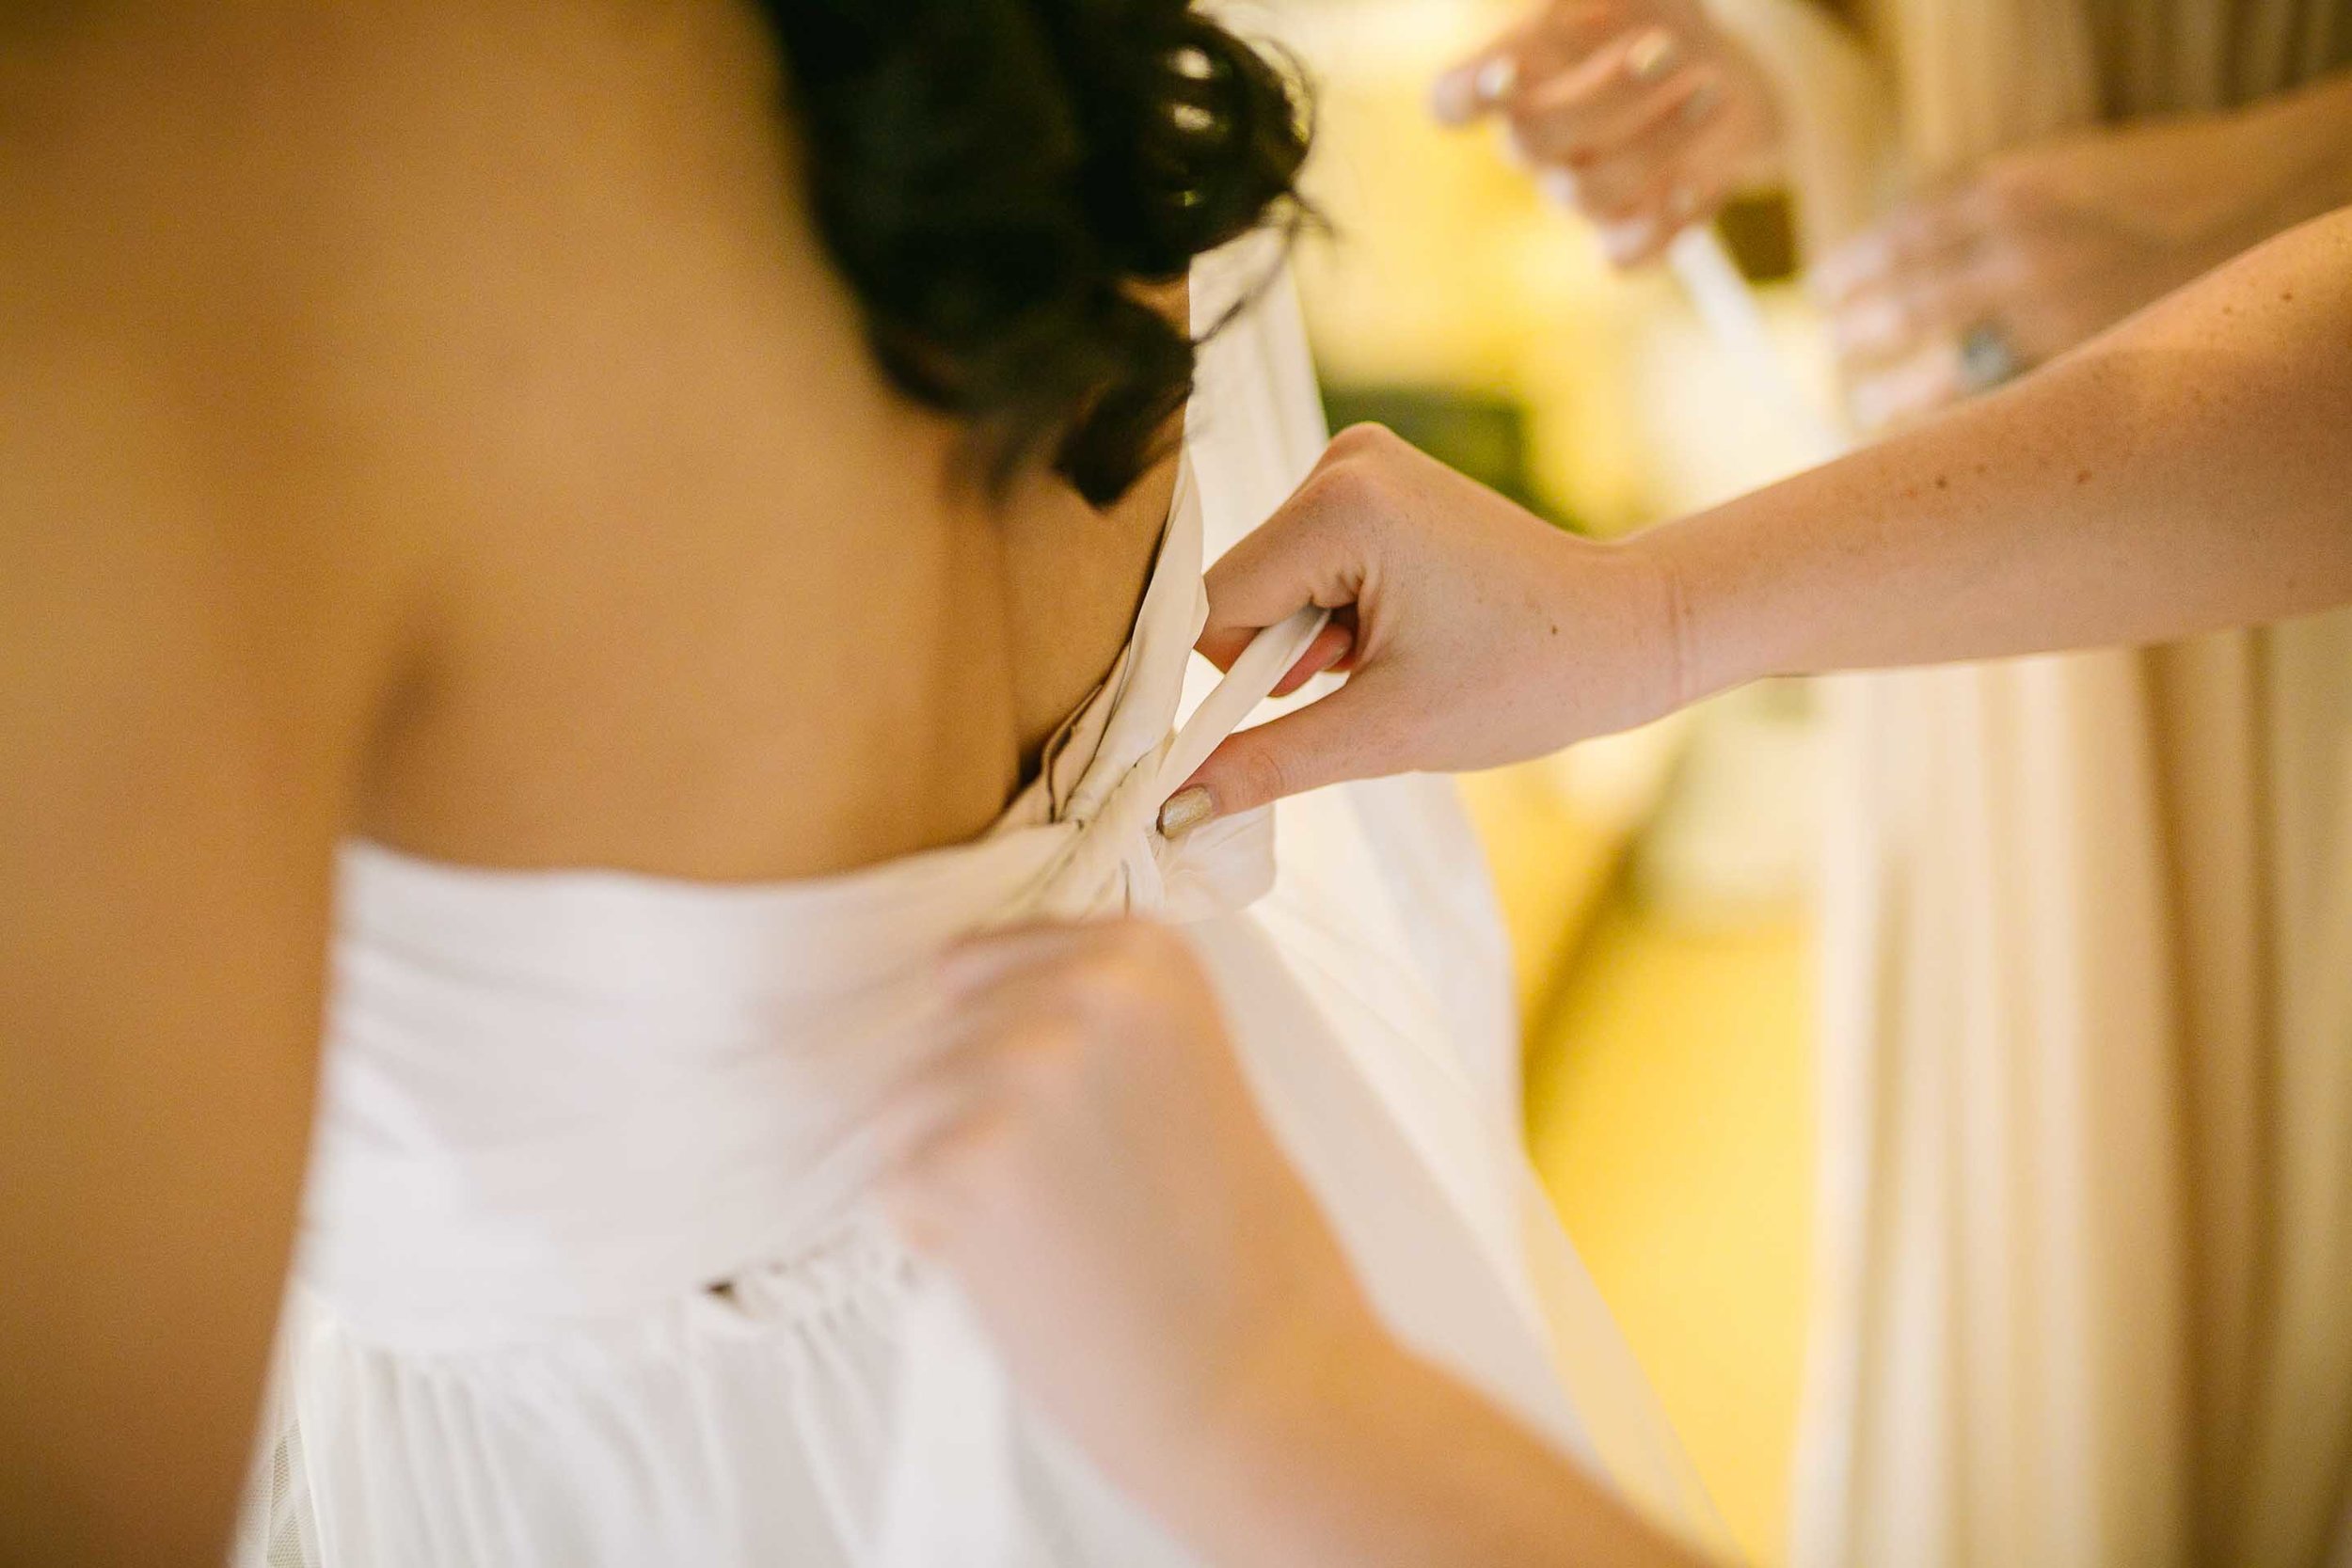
left=1790, top=4, right=2352, bottom=1565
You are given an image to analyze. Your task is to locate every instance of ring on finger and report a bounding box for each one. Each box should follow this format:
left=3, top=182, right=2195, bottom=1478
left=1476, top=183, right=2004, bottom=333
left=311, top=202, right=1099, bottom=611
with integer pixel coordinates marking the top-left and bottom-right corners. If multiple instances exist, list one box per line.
left=1625, top=27, right=1680, bottom=84
left=1957, top=320, right=2023, bottom=395
left=1475, top=55, right=1519, bottom=104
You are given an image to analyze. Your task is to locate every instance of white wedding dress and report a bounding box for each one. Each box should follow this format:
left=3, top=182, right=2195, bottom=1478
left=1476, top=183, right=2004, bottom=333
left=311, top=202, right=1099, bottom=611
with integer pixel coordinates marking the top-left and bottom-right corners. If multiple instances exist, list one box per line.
left=238, top=242, right=1712, bottom=1567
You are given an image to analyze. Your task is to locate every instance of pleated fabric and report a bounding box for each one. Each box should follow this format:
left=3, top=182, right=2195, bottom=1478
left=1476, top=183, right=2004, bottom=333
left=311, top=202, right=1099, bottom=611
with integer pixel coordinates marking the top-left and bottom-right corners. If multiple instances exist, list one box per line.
left=234, top=239, right=1717, bottom=1568
left=1709, top=4, right=2352, bottom=1563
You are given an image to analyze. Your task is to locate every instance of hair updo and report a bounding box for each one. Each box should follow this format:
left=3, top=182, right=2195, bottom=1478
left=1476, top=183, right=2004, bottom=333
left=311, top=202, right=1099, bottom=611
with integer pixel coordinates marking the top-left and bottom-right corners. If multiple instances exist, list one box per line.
left=756, top=0, right=1310, bottom=505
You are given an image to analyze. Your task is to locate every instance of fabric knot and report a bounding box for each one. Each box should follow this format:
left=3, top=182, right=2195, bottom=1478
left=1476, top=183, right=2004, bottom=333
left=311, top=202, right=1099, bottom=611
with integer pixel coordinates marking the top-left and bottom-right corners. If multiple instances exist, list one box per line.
left=872, top=601, right=1327, bottom=1568
left=1020, top=737, right=1278, bottom=923
left=1013, top=602, right=1329, bottom=926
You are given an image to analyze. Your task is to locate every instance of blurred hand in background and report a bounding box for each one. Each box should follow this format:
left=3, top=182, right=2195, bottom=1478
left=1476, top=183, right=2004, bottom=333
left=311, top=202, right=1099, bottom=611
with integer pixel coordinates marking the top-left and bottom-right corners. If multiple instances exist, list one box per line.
left=1817, top=81, right=2352, bottom=432
left=882, top=919, right=1382, bottom=1495
left=1429, top=0, right=1782, bottom=267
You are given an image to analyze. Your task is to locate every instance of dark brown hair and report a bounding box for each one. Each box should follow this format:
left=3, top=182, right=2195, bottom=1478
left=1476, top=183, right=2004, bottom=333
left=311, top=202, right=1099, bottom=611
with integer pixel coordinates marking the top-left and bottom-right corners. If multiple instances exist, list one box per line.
left=759, top=0, right=1310, bottom=503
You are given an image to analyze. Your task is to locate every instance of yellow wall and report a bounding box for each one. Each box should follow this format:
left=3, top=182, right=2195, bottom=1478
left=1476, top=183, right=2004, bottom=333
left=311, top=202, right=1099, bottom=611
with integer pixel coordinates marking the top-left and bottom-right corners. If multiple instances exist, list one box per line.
left=1527, top=896, right=1814, bottom=1564
left=1462, top=764, right=1815, bottom=1564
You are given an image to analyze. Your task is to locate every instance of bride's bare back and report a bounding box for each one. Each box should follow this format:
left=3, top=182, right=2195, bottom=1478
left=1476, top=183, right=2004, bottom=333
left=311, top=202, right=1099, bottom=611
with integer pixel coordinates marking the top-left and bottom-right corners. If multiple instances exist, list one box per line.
left=318, top=1, right=1167, bottom=878
left=0, top=4, right=1188, bottom=1558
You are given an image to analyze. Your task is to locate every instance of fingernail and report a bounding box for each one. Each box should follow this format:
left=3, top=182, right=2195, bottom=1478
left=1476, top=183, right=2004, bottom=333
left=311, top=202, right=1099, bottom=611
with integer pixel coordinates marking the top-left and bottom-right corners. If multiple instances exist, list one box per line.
left=1847, top=378, right=1893, bottom=432
left=1157, top=787, right=1214, bottom=837
left=1475, top=55, right=1518, bottom=103
left=935, top=940, right=989, bottom=993
left=1429, top=71, right=1477, bottom=124
left=1836, top=297, right=1904, bottom=355
left=1809, top=239, right=1881, bottom=303
left=1599, top=215, right=1658, bottom=264
left=1625, top=26, right=1680, bottom=83
left=1538, top=166, right=1582, bottom=210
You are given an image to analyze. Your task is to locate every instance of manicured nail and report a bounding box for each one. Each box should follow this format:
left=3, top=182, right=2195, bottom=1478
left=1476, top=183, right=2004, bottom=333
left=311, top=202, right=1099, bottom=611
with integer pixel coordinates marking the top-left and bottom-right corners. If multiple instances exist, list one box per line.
left=1539, top=167, right=1582, bottom=209
left=1625, top=26, right=1680, bottom=84
left=1157, top=787, right=1214, bottom=837
left=1430, top=71, right=1478, bottom=124
left=1476, top=55, right=1518, bottom=103
left=1836, top=296, right=1905, bottom=355
left=1599, top=215, right=1658, bottom=264
left=935, top=939, right=991, bottom=994
left=1847, top=377, right=1894, bottom=432
left=1809, top=238, right=1883, bottom=303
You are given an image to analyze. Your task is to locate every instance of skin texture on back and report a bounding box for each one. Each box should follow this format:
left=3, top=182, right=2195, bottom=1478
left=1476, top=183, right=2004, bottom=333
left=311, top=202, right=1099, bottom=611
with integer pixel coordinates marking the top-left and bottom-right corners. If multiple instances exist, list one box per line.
left=0, top=4, right=1168, bottom=1560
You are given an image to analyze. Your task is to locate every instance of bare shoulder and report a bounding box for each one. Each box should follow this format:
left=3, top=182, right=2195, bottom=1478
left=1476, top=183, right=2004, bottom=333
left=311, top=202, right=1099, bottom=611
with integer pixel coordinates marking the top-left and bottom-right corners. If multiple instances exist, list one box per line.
left=1, top=3, right=1154, bottom=879
left=0, top=7, right=458, bottom=701
left=0, top=0, right=927, bottom=527
left=0, top=0, right=949, bottom=744
left=0, top=19, right=451, bottom=1552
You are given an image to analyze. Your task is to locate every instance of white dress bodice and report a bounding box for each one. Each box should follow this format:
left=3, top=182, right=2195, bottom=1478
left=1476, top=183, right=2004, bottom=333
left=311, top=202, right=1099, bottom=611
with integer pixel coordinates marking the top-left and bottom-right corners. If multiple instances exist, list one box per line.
left=240, top=245, right=1714, bottom=1568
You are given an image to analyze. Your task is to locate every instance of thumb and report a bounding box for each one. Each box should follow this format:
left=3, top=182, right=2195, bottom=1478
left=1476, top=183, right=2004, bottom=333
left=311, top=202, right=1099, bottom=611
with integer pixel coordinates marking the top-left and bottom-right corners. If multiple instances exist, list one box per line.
left=1167, top=679, right=1401, bottom=821
left=1198, top=461, right=1380, bottom=673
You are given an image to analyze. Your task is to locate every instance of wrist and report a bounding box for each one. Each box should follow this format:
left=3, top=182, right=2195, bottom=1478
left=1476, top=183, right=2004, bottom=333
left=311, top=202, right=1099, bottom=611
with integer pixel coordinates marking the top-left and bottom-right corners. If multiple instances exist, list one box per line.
left=1168, top=1300, right=1404, bottom=1498
left=1522, top=525, right=1716, bottom=744
left=1205, top=1299, right=1392, bottom=1449
left=1620, top=506, right=1761, bottom=708
left=1165, top=1308, right=1469, bottom=1568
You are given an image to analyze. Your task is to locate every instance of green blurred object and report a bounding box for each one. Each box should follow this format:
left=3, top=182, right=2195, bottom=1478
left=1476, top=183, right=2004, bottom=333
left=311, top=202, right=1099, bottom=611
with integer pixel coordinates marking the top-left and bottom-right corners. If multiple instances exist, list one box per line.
left=1318, top=382, right=1587, bottom=532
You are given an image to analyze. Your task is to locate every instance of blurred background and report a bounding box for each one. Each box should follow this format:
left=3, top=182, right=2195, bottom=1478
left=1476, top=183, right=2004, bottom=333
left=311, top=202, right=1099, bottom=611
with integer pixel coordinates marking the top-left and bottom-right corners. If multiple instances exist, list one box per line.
left=1266, top=5, right=1840, bottom=1559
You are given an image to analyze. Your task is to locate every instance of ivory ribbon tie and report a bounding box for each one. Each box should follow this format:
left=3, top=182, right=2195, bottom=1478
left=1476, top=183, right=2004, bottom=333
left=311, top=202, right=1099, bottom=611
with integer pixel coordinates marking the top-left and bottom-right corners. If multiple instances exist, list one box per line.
left=869, top=603, right=1327, bottom=1568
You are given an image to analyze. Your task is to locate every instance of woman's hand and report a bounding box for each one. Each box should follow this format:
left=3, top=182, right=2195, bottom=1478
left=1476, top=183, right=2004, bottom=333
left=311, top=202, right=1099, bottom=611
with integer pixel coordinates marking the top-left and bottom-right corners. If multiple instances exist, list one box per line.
left=1816, top=100, right=2347, bottom=431
left=882, top=917, right=1717, bottom=1568
left=1168, top=219, right=2352, bottom=834
left=1431, top=0, right=1782, bottom=266
left=880, top=919, right=1387, bottom=1489
left=1171, top=424, right=1687, bottom=821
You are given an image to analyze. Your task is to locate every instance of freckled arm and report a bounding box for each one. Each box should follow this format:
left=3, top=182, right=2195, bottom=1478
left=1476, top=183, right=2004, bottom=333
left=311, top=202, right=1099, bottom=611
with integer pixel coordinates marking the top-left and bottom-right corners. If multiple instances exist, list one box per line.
left=1628, top=208, right=2352, bottom=700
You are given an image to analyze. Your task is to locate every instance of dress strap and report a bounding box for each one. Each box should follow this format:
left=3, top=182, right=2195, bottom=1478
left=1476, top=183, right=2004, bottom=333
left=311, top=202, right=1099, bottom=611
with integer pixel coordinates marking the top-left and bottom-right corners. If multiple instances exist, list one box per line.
left=1158, top=602, right=1327, bottom=801
left=866, top=610, right=1327, bottom=1568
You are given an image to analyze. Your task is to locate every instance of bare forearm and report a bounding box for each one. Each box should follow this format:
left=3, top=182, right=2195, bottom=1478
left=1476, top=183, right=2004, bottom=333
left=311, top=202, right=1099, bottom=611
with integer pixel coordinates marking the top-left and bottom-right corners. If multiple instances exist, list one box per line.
left=1651, top=206, right=2352, bottom=696
left=2236, top=69, right=2352, bottom=238
left=1156, top=1325, right=1711, bottom=1568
